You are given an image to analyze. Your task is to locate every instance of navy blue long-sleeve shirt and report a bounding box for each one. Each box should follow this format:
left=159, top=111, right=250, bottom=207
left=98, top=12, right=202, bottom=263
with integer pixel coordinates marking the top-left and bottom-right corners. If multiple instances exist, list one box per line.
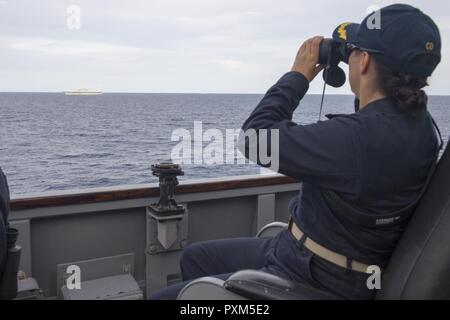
left=240, top=71, right=439, bottom=266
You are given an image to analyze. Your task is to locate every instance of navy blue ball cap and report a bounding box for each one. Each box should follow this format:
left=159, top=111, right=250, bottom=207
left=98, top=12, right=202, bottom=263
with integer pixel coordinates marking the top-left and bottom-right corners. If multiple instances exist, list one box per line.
left=333, top=4, right=441, bottom=77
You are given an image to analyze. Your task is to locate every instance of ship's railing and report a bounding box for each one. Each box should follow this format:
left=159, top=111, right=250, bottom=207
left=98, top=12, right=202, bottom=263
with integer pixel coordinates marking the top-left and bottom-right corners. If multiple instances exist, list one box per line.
left=11, top=174, right=298, bottom=211
left=8, top=173, right=300, bottom=298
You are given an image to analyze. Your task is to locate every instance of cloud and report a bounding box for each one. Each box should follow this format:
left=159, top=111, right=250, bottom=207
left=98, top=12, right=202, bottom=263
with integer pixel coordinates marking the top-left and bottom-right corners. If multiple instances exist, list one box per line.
left=209, top=59, right=253, bottom=72
left=0, top=0, right=448, bottom=94
left=1, top=37, right=144, bottom=56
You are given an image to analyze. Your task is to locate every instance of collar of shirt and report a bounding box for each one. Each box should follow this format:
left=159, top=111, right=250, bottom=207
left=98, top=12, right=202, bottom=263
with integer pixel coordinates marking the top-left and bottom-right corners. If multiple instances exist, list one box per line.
left=357, top=97, right=402, bottom=115
left=325, top=97, right=400, bottom=120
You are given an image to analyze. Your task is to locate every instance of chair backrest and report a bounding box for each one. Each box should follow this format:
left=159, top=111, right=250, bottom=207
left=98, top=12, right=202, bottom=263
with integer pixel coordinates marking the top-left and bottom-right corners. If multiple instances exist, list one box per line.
left=376, top=142, right=450, bottom=299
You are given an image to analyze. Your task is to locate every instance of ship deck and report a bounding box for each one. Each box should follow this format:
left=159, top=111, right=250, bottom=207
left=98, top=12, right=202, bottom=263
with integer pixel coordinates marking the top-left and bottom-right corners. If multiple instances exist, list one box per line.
left=9, top=173, right=300, bottom=298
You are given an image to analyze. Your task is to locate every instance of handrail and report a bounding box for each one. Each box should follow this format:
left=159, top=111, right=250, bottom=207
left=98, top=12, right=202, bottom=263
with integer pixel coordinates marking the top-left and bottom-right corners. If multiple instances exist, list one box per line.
left=10, top=174, right=299, bottom=210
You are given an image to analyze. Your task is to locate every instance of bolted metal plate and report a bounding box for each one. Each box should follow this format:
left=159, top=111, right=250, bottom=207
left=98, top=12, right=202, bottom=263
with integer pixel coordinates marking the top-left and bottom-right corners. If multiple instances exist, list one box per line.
left=146, top=204, right=188, bottom=254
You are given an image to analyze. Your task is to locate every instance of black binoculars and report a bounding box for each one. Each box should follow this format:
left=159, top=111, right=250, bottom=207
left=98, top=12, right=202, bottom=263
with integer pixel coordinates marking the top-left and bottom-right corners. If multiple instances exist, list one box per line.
left=318, top=38, right=349, bottom=88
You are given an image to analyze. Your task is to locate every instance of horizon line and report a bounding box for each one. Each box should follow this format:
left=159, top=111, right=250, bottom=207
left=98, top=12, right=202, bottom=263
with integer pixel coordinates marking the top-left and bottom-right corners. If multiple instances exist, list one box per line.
left=1, top=91, right=449, bottom=96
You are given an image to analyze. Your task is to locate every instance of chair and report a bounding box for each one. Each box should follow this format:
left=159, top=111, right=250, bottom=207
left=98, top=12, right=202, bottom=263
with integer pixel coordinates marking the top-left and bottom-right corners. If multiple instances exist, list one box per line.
left=178, top=142, right=450, bottom=300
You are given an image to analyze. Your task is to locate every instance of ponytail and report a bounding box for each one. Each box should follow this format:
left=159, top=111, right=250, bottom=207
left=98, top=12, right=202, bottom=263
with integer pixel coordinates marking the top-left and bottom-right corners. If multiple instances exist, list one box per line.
left=375, top=54, right=439, bottom=115
left=376, top=60, right=428, bottom=116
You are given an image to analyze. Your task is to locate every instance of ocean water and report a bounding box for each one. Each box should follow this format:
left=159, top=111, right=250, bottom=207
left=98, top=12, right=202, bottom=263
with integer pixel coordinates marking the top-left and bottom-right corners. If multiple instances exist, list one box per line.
left=0, top=93, right=448, bottom=195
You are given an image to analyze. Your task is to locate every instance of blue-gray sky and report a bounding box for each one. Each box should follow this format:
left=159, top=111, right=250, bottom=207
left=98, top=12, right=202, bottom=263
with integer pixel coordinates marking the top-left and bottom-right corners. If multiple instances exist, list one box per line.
left=0, top=0, right=448, bottom=94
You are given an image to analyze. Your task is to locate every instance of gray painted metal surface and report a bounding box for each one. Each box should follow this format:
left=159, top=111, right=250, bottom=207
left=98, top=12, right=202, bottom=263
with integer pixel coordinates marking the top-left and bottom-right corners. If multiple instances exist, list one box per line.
left=9, top=174, right=300, bottom=298
left=56, top=252, right=136, bottom=296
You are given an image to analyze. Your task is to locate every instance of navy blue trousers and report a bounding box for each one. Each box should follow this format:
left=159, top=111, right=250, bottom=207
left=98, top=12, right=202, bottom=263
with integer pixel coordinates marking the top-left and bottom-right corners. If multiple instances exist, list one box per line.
left=150, top=237, right=273, bottom=300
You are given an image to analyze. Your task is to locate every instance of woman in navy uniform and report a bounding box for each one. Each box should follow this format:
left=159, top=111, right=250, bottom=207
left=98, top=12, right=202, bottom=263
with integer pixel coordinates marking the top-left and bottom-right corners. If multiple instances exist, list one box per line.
left=151, top=4, right=442, bottom=299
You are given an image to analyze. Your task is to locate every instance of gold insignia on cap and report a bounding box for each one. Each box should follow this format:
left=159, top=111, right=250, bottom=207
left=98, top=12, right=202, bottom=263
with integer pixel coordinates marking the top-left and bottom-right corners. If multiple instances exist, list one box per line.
left=337, top=23, right=351, bottom=41
left=426, top=42, right=434, bottom=50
